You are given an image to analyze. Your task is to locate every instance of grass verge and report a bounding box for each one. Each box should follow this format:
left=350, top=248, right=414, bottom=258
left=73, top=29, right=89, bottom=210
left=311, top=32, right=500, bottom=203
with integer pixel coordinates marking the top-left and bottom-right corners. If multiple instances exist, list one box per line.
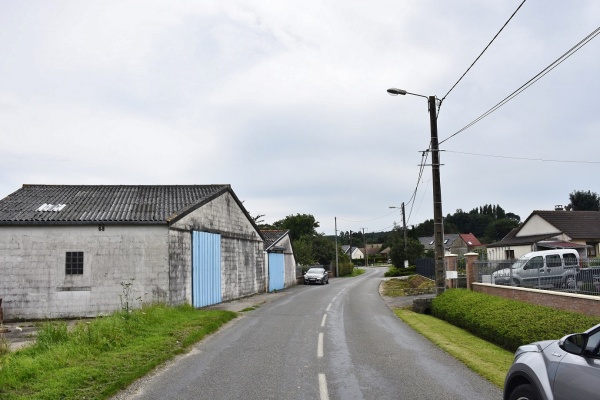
left=394, top=307, right=513, bottom=388
left=0, top=304, right=237, bottom=400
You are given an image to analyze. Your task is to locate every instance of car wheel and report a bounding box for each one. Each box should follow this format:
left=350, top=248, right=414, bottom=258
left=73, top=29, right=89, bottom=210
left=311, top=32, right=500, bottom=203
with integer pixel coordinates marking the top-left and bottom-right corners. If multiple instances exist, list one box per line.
left=563, top=275, right=575, bottom=289
left=508, top=383, right=540, bottom=400
left=512, top=279, right=520, bottom=287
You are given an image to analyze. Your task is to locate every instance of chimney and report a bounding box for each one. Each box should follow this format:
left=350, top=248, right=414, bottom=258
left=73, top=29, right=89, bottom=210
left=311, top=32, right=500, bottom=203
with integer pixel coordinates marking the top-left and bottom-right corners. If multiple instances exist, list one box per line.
left=555, top=205, right=564, bottom=211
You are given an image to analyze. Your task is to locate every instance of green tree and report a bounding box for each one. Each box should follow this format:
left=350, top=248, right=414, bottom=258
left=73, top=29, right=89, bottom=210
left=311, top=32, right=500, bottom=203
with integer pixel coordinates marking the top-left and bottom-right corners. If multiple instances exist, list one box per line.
left=389, top=235, right=424, bottom=268
left=567, top=190, right=600, bottom=211
left=273, top=214, right=319, bottom=241
left=312, top=234, right=336, bottom=265
left=483, top=219, right=520, bottom=243
left=293, top=236, right=314, bottom=265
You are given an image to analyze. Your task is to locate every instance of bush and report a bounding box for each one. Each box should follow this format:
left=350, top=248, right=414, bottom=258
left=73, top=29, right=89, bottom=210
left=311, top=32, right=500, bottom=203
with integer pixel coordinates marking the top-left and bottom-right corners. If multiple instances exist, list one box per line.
left=384, top=265, right=416, bottom=277
left=431, top=289, right=600, bottom=352
left=337, top=261, right=355, bottom=277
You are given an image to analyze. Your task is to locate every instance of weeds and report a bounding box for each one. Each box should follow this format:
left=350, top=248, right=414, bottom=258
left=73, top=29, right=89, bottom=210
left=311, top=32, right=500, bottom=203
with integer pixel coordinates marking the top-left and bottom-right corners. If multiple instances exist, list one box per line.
left=0, top=332, right=8, bottom=356
left=119, top=279, right=143, bottom=314
left=0, top=304, right=237, bottom=400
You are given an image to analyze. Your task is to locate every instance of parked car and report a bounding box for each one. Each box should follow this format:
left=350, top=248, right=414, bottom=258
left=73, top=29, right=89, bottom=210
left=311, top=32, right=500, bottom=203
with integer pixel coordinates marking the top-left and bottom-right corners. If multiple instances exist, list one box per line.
left=303, top=268, right=329, bottom=285
left=492, top=249, right=580, bottom=289
left=577, top=267, right=600, bottom=293
left=503, top=322, right=600, bottom=400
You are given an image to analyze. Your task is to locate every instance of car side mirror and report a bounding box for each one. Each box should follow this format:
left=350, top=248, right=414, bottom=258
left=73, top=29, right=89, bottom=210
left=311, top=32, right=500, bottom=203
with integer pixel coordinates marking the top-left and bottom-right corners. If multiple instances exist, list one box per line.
left=559, top=333, right=588, bottom=355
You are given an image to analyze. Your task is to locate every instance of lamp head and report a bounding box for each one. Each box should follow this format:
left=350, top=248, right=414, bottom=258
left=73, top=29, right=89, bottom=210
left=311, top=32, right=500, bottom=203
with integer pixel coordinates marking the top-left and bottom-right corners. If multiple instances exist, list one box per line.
left=387, top=88, right=407, bottom=96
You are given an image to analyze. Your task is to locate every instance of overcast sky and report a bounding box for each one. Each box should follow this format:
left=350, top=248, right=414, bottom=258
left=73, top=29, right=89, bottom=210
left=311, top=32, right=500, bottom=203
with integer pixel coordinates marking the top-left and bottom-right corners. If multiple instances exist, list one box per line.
left=1, top=1, right=599, bottom=237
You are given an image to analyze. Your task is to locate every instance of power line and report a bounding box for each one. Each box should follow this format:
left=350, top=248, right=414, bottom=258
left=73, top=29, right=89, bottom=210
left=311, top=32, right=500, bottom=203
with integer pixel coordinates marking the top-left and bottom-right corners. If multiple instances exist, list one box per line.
left=446, top=149, right=600, bottom=164
left=441, top=0, right=527, bottom=103
left=440, top=25, right=600, bottom=145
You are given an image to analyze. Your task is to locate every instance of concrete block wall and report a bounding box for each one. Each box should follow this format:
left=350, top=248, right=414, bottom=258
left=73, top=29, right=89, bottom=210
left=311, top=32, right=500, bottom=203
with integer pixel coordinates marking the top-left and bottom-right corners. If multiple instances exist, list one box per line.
left=0, top=225, right=169, bottom=320
left=170, top=191, right=265, bottom=303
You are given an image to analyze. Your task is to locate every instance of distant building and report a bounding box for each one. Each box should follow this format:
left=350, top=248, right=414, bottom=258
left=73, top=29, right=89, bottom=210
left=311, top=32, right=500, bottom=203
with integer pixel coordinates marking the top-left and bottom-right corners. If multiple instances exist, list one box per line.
left=261, top=229, right=297, bottom=291
left=341, top=245, right=364, bottom=260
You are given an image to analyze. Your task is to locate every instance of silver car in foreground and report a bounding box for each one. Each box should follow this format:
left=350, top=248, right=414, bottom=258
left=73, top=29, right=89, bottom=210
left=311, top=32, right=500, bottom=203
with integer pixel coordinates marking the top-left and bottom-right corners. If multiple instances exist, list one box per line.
left=503, top=322, right=600, bottom=400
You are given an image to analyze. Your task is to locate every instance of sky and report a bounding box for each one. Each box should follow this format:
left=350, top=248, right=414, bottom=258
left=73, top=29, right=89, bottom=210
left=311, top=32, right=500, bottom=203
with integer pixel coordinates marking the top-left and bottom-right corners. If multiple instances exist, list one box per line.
left=1, top=1, right=599, bottom=237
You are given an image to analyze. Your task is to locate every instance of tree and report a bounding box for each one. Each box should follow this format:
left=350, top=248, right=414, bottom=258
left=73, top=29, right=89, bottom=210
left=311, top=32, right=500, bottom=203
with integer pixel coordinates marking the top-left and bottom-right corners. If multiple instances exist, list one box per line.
left=272, top=214, right=319, bottom=241
left=483, top=219, right=520, bottom=243
left=293, top=236, right=314, bottom=265
left=311, top=234, right=337, bottom=265
left=567, top=190, right=600, bottom=211
left=389, top=236, right=424, bottom=268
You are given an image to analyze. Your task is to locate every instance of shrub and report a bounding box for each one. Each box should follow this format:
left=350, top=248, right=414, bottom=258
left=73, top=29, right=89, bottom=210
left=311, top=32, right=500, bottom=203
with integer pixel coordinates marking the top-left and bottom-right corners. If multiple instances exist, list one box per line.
left=431, top=289, right=600, bottom=352
left=337, top=261, right=355, bottom=277
left=384, top=265, right=416, bottom=277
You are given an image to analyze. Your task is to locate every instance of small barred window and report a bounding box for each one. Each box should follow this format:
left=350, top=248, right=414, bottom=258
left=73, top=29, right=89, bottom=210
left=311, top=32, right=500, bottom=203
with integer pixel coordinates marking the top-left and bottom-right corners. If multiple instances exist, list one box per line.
left=66, top=252, right=84, bottom=275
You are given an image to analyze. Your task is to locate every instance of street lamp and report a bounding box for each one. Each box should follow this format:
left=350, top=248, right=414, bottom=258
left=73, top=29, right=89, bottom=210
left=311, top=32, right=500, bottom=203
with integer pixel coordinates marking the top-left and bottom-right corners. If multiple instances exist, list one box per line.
left=387, top=88, right=445, bottom=295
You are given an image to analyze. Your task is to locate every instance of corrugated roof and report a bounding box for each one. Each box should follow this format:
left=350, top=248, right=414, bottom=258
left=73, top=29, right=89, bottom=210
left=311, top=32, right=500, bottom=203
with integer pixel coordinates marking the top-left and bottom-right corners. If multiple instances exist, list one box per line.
left=260, top=229, right=289, bottom=250
left=0, top=184, right=231, bottom=225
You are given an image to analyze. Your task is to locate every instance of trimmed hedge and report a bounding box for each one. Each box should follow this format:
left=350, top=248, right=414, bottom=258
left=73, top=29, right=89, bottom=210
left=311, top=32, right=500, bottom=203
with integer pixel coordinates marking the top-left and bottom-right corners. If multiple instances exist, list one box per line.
left=431, top=289, right=600, bottom=352
left=384, top=265, right=416, bottom=277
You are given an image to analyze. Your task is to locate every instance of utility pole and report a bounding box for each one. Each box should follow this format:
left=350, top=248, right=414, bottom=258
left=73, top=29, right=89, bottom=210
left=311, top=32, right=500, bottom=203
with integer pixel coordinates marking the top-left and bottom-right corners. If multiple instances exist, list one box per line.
left=335, top=217, right=339, bottom=278
left=401, top=202, right=407, bottom=255
left=362, top=228, right=367, bottom=268
left=348, top=230, right=352, bottom=262
left=428, top=95, right=445, bottom=295
left=386, top=88, right=445, bottom=295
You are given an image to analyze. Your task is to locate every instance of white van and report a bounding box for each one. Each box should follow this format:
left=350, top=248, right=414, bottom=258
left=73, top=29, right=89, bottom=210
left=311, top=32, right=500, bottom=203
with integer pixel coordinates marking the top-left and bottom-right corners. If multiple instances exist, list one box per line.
left=492, top=249, right=580, bottom=289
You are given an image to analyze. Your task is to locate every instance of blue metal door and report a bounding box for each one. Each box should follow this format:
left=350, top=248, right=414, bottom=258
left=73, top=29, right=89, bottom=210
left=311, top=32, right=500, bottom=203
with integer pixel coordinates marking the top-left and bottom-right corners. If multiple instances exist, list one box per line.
left=192, top=231, right=222, bottom=307
left=268, top=252, right=285, bottom=292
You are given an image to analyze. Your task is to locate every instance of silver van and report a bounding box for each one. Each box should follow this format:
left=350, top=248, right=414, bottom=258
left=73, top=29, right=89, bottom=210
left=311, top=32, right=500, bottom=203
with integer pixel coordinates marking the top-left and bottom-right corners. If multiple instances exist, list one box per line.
left=492, top=249, right=580, bottom=289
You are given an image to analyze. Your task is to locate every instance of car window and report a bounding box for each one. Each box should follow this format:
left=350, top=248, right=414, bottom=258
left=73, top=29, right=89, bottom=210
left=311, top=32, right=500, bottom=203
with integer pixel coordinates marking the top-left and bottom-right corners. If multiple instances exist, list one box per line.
left=586, top=329, right=600, bottom=357
left=524, top=256, right=543, bottom=270
left=546, top=254, right=562, bottom=268
left=563, top=253, right=577, bottom=266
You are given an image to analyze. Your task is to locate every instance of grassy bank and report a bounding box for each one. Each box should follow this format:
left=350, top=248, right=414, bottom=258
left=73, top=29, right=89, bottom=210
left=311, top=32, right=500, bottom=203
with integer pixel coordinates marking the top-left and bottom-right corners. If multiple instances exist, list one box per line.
left=0, top=305, right=236, bottom=400
left=394, top=308, right=513, bottom=388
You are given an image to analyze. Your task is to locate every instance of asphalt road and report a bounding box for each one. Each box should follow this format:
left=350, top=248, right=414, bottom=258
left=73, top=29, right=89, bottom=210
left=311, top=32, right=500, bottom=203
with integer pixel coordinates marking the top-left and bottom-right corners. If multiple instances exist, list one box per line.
left=113, top=267, right=502, bottom=400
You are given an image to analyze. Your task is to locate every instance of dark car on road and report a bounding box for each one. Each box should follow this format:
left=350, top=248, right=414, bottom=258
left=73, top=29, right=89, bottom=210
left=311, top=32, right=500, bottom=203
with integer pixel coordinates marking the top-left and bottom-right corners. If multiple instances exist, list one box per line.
left=303, top=267, right=329, bottom=285
left=503, top=322, right=600, bottom=400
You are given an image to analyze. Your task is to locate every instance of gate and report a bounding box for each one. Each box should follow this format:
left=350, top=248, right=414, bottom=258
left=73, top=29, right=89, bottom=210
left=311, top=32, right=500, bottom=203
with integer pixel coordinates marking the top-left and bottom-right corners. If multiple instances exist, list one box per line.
left=268, top=252, right=285, bottom=292
left=415, top=258, right=435, bottom=280
left=192, top=231, right=222, bottom=307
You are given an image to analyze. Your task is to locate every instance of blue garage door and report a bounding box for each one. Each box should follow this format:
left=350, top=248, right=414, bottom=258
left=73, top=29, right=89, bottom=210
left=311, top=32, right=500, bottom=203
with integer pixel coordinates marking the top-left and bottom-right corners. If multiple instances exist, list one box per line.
left=192, top=231, right=222, bottom=307
left=268, top=252, right=285, bottom=292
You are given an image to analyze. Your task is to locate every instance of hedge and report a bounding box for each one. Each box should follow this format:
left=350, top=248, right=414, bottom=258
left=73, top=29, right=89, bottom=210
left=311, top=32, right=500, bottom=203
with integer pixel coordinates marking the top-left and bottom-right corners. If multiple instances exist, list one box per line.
left=431, top=289, right=600, bottom=352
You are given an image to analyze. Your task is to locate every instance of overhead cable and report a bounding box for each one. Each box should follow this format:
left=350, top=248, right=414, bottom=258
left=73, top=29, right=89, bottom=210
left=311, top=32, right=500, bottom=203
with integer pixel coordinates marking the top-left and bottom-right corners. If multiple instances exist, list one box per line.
left=441, top=0, right=527, bottom=103
left=446, top=150, right=600, bottom=164
left=440, top=25, right=600, bottom=145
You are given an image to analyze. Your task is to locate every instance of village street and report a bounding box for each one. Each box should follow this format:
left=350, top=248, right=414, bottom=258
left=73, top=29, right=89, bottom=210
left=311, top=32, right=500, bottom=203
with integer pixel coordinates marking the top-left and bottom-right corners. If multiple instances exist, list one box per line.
left=112, top=267, right=501, bottom=400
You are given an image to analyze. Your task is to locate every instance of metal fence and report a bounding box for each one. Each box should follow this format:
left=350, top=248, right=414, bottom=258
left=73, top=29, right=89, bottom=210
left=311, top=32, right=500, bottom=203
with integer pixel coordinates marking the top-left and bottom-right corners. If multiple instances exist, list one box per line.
left=476, top=258, right=600, bottom=296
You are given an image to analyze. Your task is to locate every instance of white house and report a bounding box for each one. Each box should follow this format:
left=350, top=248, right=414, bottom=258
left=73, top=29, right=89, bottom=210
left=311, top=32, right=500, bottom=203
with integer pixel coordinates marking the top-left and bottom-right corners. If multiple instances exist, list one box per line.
left=486, top=210, right=600, bottom=260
